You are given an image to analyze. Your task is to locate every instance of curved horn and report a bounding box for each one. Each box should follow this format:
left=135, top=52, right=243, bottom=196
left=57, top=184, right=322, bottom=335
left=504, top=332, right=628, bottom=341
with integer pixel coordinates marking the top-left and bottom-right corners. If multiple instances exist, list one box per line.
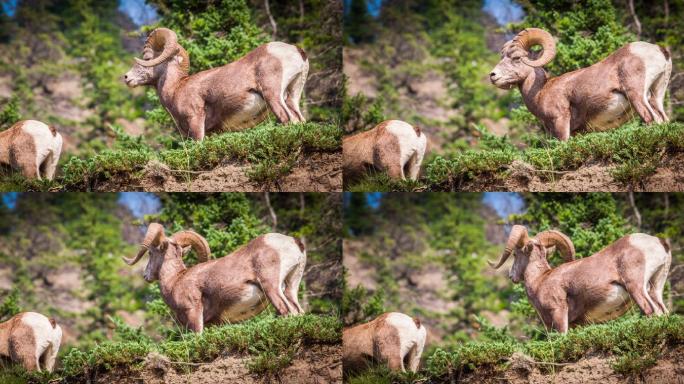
left=489, top=225, right=530, bottom=269
left=123, top=223, right=166, bottom=265
left=172, top=230, right=211, bottom=262
left=536, top=230, right=575, bottom=262
left=134, top=28, right=180, bottom=67
left=515, top=28, right=556, bottom=67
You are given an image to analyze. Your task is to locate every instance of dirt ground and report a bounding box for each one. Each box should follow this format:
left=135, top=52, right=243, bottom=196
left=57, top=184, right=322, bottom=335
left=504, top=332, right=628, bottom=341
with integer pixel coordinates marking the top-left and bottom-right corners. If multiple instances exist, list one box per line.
left=457, top=155, right=684, bottom=192
left=85, top=344, right=341, bottom=384
left=457, top=346, right=684, bottom=384
left=91, top=152, right=342, bottom=192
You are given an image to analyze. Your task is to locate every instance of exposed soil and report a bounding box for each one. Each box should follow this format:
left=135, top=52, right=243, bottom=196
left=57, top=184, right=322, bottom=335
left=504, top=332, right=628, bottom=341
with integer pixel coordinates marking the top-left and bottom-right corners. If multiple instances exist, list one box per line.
left=89, top=151, right=341, bottom=192
left=456, top=346, right=684, bottom=384
left=455, top=155, right=684, bottom=192
left=81, top=344, right=341, bottom=384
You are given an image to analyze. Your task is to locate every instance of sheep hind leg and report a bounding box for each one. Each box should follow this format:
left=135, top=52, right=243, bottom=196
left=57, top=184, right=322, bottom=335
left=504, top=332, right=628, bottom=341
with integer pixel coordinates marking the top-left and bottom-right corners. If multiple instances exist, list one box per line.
left=624, top=280, right=658, bottom=316
left=648, top=264, right=670, bottom=315
left=405, top=342, right=423, bottom=373
left=283, top=262, right=305, bottom=314
left=42, top=342, right=59, bottom=373
left=284, top=71, right=306, bottom=122
left=261, top=280, right=297, bottom=316
left=262, top=87, right=294, bottom=124
left=649, top=71, right=670, bottom=122
left=406, top=150, right=424, bottom=181
left=622, top=75, right=658, bottom=124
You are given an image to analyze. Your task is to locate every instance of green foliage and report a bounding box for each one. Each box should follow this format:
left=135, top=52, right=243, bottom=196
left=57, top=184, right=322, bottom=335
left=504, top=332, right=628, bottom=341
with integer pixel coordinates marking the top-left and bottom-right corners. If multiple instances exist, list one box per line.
left=0, top=289, right=22, bottom=321
left=419, top=121, right=684, bottom=191
left=154, top=193, right=266, bottom=258
left=60, top=314, right=341, bottom=378
left=58, top=121, right=341, bottom=190
left=418, top=314, right=684, bottom=381
left=0, top=96, right=21, bottom=130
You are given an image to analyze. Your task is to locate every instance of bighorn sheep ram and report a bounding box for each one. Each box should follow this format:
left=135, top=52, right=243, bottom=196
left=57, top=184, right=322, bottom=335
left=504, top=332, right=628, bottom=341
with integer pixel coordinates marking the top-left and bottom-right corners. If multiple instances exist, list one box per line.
left=123, top=28, right=309, bottom=140
left=124, top=223, right=306, bottom=332
left=343, top=312, right=427, bottom=374
left=490, top=225, right=671, bottom=333
left=0, top=312, right=62, bottom=372
left=343, top=120, right=427, bottom=181
left=0, top=120, right=62, bottom=180
left=490, top=28, right=672, bottom=140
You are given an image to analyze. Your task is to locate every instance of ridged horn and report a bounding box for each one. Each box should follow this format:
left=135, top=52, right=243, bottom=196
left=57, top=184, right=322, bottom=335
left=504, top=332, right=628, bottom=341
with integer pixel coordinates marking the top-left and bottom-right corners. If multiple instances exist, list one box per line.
left=515, top=28, right=556, bottom=67
left=123, top=223, right=166, bottom=265
left=489, top=225, right=530, bottom=269
left=535, top=230, right=575, bottom=262
left=172, top=230, right=211, bottom=262
left=134, top=28, right=180, bottom=67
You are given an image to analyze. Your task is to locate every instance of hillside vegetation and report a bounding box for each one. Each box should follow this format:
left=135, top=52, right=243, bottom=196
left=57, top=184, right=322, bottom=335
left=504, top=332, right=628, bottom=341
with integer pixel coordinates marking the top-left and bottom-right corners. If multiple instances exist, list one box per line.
left=0, top=0, right=342, bottom=191
left=344, top=193, right=684, bottom=382
left=343, top=0, right=684, bottom=192
left=349, top=121, right=684, bottom=192
left=0, top=193, right=343, bottom=382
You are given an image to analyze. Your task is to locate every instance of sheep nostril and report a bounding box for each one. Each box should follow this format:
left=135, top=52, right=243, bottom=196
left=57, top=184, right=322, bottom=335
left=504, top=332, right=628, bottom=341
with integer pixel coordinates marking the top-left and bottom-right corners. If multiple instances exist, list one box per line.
left=124, top=75, right=128, bottom=80
left=490, top=72, right=496, bottom=78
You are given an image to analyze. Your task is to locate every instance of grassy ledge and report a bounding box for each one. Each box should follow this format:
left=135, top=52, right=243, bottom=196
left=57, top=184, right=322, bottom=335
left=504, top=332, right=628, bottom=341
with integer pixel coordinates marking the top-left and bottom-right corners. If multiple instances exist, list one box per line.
left=347, top=314, right=684, bottom=384
left=0, top=121, right=342, bottom=191
left=348, top=121, right=684, bottom=191
left=1, top=314, right=341, bottom=383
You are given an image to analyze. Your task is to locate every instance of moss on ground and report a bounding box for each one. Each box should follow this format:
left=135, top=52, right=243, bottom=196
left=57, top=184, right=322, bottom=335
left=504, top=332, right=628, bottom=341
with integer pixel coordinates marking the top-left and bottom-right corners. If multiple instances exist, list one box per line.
left=346, top=314, right=684, bottom=383
left=0, top=121, right=341, bottom=191
left=348, top=121, right=684, bottom=191
left=2, top=314, right=341, bottom=383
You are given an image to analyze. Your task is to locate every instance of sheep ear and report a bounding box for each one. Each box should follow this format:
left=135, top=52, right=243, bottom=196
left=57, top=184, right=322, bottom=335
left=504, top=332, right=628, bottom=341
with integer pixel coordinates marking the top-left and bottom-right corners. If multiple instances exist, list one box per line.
left=159, top=240, right=169, bottom=252
left=176, top=55, right=183, bottom=64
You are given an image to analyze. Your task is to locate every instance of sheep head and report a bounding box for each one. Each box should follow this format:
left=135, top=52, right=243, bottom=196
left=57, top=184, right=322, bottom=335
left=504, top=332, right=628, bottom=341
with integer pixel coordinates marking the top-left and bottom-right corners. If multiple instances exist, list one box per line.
left=123, top=223, right=212, bottom=283
left=123, top=28, right=190, bottom=87
left=489, top=28, right=556, bottom=89
left=489, top=225, right=575, bottom=283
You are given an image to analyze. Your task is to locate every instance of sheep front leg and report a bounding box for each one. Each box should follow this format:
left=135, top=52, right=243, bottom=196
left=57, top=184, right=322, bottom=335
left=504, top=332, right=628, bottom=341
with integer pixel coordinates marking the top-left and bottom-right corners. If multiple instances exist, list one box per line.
left=183, top=113, right=206, bottom=141
left=548, top=115, right=571, bottom=141
left=546, top=306, right=569, bottom=333
left=182, top=308, right=204, bottom=333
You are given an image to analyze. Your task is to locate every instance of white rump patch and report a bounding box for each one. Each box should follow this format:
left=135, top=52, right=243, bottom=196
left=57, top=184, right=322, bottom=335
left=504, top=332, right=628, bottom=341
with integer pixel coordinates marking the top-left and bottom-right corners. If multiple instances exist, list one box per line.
left=384, top=312, right=427, bottom=360
left=386, top=120, right=427, bottom=166
left=20, top=312, right=60, bottom=364
left=262, top=233, right=305, bottom=284
left=20, top=120, right=62, bottom=171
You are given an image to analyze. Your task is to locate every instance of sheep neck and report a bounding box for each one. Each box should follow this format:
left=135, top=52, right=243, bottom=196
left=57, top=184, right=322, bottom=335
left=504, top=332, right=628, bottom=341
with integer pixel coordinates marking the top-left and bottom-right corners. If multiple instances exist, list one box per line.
left=158, top=256, right=187, bottom=298
left=523, top=255, right=552, bottom=294
left=155, top=64, right=188, bottom=115
left=0, top=319, right=10, bottom=357
left=518, top=67, right=548, bottom=118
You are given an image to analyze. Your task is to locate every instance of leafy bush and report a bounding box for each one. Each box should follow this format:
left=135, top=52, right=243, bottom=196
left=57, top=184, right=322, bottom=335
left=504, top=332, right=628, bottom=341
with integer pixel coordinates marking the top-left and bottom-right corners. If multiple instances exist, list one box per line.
left=59, top=314, right=341, bottom=379
left=409, top=121, right=684, bottom=191
left=56, top=121, right=341, bottom=190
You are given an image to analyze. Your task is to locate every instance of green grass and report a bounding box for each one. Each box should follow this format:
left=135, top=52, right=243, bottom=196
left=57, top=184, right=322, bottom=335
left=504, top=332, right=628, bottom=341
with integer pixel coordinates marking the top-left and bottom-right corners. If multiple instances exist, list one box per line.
left=348, top=121, right=684, bottom=191
left=2, top=314, right=341, bottom=383
left=347, top=314, right=684, bottom=383
left=0, top=121, right=341, bottom=191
